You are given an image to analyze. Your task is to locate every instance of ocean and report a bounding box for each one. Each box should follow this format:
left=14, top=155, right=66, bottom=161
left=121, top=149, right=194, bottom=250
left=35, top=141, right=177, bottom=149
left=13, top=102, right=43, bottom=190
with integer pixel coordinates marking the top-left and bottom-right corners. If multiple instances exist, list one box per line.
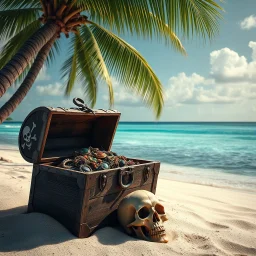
left=1, top=122, right=256, bottom=191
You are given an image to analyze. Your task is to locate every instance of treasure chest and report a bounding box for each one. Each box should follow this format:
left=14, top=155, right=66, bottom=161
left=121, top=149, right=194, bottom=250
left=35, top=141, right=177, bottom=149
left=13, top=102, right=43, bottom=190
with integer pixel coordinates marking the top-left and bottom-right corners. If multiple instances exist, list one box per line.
left=18, top=98, right=160, bottom=238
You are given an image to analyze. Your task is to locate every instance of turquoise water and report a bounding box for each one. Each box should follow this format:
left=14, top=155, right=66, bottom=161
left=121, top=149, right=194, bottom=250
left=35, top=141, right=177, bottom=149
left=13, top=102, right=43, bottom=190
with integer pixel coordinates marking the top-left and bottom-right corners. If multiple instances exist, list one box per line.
left=1, top=122, right=256, bottom=190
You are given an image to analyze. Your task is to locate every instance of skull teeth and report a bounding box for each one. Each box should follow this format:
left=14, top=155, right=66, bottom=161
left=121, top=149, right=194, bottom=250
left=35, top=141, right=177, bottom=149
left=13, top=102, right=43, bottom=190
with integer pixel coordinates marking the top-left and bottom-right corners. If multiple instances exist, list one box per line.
left=149, top=225, right=166, bottom=237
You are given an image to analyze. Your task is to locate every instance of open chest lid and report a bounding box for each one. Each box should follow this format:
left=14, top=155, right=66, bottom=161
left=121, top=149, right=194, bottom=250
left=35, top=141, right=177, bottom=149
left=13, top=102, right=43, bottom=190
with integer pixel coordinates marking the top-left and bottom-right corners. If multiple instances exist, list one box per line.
left=18, top=98, right=120, bottom=164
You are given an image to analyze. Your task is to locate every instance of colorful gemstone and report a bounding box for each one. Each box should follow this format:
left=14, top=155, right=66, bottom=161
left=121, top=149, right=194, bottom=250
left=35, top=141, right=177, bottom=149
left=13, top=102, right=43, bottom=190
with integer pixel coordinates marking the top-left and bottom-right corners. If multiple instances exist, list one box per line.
left=127, top=160, right=135, bottom=166
left=74, top=156, right=86, bottom=166
left=101, top=162, right=109, bottom=169
left=120, top=155, right=127, bottom=160
left=97, top=166, right=103, bottom=171
left=88, top=156, right=96, bottom=162
left=96, top=151, right=107, bottom=159
left=119, top=160, right=126, bottom=167
left=80, top=164, right=92, bottom=172
left=80, top=148, right=89, bottom=154
left=90, top=162, right=98, bottom=170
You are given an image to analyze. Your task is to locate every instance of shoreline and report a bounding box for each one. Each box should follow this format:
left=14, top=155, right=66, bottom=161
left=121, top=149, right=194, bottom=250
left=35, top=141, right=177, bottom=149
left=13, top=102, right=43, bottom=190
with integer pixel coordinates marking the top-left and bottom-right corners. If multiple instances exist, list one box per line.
left=0, top=145, right=255, bottom=193
left=160, top=174, right=256, bottom=194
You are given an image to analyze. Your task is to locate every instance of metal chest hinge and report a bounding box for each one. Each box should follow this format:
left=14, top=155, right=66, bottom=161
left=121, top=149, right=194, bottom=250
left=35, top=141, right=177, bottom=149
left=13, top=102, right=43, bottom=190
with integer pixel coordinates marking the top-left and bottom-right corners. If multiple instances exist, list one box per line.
left=143, top=166, right=150, bottom=183
left=99, top=173, right=107, bottom=191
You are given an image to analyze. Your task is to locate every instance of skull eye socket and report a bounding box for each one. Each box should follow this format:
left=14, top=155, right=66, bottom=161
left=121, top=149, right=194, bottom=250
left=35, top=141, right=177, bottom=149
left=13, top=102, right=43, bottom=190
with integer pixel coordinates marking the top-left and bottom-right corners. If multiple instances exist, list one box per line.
left=155, top=204, right=165, bottom=214
left=138, top=207, right=150, bottom=219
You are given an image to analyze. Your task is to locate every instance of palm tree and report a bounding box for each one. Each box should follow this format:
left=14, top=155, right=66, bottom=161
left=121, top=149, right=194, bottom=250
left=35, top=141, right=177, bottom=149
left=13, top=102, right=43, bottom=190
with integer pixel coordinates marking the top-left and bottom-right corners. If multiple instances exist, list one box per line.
left=0, top=0, right=223, bottom=123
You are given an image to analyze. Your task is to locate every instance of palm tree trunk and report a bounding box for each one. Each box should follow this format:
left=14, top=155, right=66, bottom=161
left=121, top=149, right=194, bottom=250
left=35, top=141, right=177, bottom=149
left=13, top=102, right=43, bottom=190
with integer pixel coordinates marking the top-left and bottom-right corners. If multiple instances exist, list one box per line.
left=0, top=22, right=60, bottom=98
left=0, top=35, right=57, bottom=124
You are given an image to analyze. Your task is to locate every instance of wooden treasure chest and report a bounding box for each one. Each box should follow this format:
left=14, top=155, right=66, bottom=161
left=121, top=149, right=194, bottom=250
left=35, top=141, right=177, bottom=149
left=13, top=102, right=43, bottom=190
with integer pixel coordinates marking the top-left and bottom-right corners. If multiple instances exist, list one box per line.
left=18, top=98, right=160, bottom=238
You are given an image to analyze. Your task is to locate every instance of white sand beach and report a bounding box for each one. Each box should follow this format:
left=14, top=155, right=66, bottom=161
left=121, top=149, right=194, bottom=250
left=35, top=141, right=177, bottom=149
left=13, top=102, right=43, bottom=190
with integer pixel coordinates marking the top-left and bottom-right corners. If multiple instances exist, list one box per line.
left=0, top=148, right=256, bottom=256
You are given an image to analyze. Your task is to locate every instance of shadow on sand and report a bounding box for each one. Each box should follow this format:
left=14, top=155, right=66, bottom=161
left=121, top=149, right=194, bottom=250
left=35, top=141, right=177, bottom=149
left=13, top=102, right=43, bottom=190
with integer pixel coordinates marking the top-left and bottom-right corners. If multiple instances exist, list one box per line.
left=0, top=212, right=74, bottom=252
left=0, top=211, right=134, bottom=252
left=0, top=205, right=27, bottom=218
left=94, top=226, right=136, bottom=245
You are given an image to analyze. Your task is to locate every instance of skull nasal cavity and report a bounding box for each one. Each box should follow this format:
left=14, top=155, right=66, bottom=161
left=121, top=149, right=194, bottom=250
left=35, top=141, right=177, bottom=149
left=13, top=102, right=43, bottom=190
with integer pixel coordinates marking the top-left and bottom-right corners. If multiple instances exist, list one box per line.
left=153, top=212, right=160, bottom=222
left=155, top=204, right=165, bottom=214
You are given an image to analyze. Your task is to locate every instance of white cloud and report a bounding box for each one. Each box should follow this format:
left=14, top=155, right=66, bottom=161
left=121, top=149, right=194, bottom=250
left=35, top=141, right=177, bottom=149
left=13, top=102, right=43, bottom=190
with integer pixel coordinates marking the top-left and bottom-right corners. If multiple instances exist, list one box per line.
left=166, top=42, right=256, bottom=106
left=166, top=73, right=214, bottom=105
left=36, top=82, right=64, bottom=96
left=210, top=48, right=248, bottom=82
left=252, top=104, right=256, bottom=112
left=240, top=15, right=256, bottom=30
left=36, top=66, right=51, bottom=81
left=210, top=42, right=256, bottom=83
left=102, top=77, right=141, bottom=107
left=249, top=41, right=256, bottom=61
left=166, top=73, right=244, bottom=105
left=36, top=81, right=84, bottom=98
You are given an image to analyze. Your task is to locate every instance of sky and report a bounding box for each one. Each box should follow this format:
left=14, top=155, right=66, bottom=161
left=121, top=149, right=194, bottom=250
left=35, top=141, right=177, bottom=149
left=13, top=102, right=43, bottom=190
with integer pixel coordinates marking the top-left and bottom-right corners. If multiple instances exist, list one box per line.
left=1, top=0, right=256, bottom=122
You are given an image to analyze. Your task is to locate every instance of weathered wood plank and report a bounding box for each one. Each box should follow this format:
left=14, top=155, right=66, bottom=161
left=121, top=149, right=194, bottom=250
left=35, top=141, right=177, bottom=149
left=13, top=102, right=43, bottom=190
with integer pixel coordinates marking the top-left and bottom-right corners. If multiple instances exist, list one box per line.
left=87, top=163, right=155, bottom=199
left=85, top=183, right=152, bottom=225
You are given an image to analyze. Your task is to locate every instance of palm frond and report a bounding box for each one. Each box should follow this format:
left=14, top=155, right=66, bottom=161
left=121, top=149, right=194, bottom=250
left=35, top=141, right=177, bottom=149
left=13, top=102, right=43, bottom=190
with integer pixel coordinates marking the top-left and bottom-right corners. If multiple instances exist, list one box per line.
left=60, top=35, right=79, bottom=95
left=0, top=0, right=40, bottom=10
left=0, top=8, right=41, bottom=39
left=46, top=40, right=61, bottom=67
left=61, top=28, right=115, bottom=108
left=89, top=22, right=164, bottom=118
left=149, top=12, right=186, bottom=54
left=0, top=20, right=41, bottom=69
left=75, top=33, right=98, bottom=107
left=61, top=33, right=98, bottom=107
left=77, top=0, right=223, bottom=41
left=79, top=26, right=114, bottom=106
left=166, top=0, right=223, bottom=39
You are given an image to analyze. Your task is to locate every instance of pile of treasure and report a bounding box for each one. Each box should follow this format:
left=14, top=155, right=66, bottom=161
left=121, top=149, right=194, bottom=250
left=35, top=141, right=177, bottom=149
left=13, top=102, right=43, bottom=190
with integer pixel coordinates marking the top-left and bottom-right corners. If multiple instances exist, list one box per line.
left=59, top=146, right=140, bottom=172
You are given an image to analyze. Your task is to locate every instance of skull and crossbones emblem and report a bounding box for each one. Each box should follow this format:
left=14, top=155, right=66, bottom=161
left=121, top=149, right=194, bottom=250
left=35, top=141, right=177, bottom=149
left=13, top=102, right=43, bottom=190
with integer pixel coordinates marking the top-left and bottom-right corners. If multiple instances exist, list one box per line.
left=21, top=122, right=37, bottom=150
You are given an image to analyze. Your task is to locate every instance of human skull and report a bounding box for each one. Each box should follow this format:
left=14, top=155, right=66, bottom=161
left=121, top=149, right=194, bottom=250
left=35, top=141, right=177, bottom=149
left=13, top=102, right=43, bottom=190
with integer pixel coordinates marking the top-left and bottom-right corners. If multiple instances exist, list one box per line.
left=23, top=126, right=31, bottom=143
left=117, top=190, right=168, bottom=243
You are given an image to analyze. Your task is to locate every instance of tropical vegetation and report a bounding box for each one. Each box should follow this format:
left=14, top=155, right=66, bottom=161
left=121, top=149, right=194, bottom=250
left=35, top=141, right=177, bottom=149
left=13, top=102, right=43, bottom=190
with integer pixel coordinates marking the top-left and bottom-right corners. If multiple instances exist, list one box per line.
left=0, top=0, right=223, bottom=123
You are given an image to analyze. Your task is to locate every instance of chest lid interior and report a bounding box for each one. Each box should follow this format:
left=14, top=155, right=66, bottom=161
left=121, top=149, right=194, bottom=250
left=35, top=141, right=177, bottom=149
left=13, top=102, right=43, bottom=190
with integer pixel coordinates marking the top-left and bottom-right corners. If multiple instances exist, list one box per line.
left=19, top=99, right=120, bottom=163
